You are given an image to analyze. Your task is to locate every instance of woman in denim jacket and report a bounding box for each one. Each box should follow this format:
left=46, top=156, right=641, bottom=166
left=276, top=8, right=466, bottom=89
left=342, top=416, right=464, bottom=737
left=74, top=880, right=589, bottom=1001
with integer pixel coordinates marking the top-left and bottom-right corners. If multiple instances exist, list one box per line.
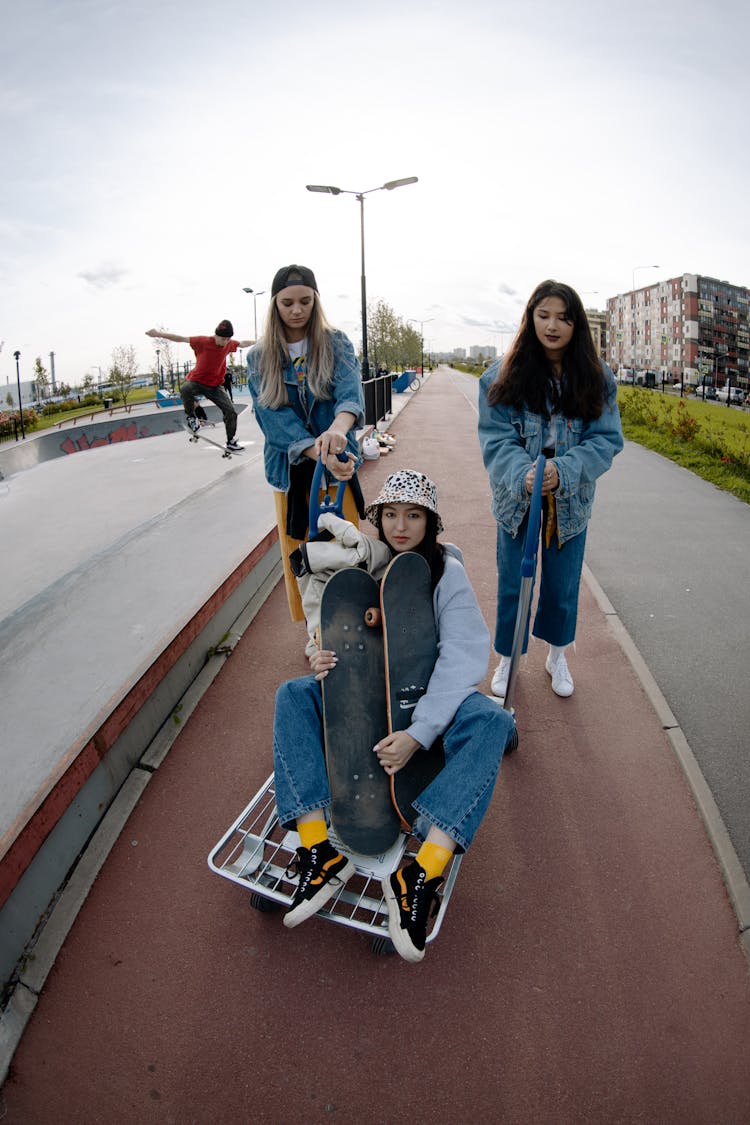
left=478, top=280, right=623, bottom=699
left=247, top=264, right=365, bottom=627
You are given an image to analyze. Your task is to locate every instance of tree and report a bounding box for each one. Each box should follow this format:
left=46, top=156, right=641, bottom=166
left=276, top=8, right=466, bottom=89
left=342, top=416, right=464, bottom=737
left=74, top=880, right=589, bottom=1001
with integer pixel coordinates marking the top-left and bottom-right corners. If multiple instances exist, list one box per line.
left=110, top=344, right=139, bottom=406
left=367, top=300, right=421, bottom=372
left=150, top=327, right=175, bottom=387
left=34, top=357, right=50, bottom=401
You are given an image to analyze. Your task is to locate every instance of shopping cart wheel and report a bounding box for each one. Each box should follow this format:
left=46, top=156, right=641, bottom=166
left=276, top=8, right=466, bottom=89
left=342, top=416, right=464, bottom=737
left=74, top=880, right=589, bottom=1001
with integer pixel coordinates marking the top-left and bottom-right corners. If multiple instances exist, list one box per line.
left=505, top=726, right=519, bottom=755
left=371, top=935, right=396, bottom=956
left=249, top=892, right=281, bottom=913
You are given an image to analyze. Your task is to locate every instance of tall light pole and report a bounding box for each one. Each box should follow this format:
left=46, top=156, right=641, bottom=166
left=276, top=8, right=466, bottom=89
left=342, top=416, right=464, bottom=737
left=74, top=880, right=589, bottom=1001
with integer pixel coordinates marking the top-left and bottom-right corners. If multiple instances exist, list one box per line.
left=13, top=351, right=25, bottom=439
left=306, top=177, right=418, bottom=381
left=631, top=265, right=659, bottom=381
left=242, top=287, right=266, bottom=338
left=407, top=317, right=433, bottom=378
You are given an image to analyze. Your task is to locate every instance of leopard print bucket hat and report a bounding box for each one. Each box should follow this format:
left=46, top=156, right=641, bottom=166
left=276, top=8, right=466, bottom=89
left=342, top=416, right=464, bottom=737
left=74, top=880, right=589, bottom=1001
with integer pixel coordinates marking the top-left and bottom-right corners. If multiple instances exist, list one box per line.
left=365, top=469, right=443, bottom=532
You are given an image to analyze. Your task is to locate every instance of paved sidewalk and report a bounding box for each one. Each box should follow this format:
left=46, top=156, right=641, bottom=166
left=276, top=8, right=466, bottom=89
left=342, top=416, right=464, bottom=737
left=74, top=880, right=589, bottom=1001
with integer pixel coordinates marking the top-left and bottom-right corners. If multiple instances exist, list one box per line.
left=2, top=370, right=750, bottom=1123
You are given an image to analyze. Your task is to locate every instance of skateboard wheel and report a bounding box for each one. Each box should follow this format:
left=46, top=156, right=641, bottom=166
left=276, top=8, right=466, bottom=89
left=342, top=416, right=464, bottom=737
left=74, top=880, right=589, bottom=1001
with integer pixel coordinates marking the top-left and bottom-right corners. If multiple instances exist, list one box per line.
left=365, top=607, right=381, bottom=627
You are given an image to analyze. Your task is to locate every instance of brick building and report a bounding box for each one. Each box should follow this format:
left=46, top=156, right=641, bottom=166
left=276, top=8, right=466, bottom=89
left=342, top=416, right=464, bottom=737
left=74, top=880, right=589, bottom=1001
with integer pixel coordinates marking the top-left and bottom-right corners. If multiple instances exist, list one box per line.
left=606, top=274, right=749, bottom=389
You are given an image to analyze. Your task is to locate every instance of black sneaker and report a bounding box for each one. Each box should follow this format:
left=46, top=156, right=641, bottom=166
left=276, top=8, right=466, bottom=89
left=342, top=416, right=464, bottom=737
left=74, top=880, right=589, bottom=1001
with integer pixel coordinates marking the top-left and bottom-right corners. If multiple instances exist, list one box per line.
left=186, top=415, right=201, bottom=434
left=382, top=861, right=442, bottom=963
left=283, top=841, right=355, bottom=929
left=226, top=438, right=243, bottom=453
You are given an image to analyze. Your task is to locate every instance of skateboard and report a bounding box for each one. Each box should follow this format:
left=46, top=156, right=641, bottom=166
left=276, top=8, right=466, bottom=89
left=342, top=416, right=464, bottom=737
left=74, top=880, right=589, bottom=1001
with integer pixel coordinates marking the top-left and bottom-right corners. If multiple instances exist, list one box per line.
left=319, top=567, right=401, bottom=856
left=277, top=455, right=360, bottom=622
left=183, top=421, right=241, bottom=459
left=379, top=552, right=445, bottom=831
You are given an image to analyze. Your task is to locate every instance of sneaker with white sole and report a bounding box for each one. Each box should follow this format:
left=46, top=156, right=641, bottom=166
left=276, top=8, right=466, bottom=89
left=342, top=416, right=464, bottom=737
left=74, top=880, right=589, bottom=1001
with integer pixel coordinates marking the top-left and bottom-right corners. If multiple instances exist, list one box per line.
left=490, top=656, right=511, bottom=699
left=186, top=415, right=201, bottom=434
left=283, top=841, right=355, bottom=928
left=382, top=861, right=442, bottom=963
left=545, top=652, right=574, bottom=697
left=225, top=438, right=243, bottom=453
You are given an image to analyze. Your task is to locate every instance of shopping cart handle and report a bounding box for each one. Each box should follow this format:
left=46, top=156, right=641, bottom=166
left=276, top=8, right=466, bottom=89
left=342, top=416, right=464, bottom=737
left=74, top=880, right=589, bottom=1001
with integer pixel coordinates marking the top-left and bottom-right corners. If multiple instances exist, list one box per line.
left=521, top=454, right=546, bottom=577
left=309, top=452, right=350, bottom=537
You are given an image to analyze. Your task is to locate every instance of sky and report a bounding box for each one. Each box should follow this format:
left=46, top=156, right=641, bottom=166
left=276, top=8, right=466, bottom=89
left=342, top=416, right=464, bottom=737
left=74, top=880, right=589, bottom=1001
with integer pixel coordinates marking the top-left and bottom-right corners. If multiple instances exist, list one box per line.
left=1, top=0, right=749, bottom=391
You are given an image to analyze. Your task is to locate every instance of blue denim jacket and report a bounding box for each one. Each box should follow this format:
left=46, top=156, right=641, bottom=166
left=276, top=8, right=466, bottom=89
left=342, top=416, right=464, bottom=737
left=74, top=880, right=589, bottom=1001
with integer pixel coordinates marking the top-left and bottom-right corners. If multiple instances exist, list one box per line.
left=478, top=362, right=623, bottom=544
left=247, top=330, right=365, bottom=491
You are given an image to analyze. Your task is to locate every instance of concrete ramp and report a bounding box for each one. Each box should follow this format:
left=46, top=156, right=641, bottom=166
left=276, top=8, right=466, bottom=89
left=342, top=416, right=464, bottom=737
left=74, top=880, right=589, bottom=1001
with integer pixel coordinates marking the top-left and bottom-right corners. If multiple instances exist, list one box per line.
left=0, top=403, right=247, bottom=479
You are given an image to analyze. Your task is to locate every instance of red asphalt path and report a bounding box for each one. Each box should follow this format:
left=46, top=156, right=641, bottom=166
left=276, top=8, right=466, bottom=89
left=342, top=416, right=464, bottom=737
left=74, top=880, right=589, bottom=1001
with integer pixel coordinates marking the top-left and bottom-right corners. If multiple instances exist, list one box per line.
left=3, top=370, right=750, bottom=1123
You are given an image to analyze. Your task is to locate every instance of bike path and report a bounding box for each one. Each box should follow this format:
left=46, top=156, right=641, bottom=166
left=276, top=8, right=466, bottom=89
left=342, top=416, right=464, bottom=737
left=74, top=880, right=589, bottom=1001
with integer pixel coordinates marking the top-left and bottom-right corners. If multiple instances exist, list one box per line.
left=3, top=370, right=750, bottom=1123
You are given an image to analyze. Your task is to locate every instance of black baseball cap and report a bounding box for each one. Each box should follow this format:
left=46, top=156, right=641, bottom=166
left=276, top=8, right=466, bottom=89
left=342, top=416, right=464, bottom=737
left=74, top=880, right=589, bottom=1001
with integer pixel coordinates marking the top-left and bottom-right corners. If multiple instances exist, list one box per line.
left=271, top=264, right=318, bottom=296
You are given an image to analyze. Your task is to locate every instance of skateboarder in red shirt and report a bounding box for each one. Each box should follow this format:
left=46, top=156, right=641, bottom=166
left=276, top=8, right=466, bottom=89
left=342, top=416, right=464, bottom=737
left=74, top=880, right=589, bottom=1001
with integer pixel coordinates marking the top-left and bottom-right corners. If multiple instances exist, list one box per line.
left=146, top=320, right=253, bottom=452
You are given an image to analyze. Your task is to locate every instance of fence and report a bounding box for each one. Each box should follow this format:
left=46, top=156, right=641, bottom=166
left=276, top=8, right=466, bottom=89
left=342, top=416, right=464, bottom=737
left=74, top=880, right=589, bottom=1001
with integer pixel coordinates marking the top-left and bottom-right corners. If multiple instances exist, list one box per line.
left=363, top=372, right=392, bottom=427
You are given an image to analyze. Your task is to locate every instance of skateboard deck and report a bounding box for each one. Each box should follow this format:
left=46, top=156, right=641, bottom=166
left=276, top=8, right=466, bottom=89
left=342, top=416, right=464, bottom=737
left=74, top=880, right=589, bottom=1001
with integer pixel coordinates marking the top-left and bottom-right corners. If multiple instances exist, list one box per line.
left=183, top=421, right=240, bottom=458
left=380, top=552, right=445, bottom=831
left=320, top=567, right=401, bottom=856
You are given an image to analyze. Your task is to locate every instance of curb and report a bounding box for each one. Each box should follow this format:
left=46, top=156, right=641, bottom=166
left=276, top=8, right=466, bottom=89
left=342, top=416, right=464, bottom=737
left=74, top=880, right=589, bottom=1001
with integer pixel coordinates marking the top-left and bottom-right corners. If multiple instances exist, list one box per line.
left=583, top=563, right=750, bottom=959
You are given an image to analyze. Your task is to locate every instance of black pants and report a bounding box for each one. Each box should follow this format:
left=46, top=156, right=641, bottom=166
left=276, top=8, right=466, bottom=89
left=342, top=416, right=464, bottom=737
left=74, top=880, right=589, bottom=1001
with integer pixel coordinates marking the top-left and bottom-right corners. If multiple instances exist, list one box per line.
left=181, top=380, right=238, bottom=441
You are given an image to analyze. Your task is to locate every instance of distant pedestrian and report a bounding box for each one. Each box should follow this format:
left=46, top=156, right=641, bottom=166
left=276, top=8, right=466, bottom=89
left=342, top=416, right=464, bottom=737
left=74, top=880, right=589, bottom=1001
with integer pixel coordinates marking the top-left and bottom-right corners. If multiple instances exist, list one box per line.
left=146, top=321, right=253, bottom=452
left=478, top=279, right=623, bottom=700
left=223, top=367, right=234, bottom=401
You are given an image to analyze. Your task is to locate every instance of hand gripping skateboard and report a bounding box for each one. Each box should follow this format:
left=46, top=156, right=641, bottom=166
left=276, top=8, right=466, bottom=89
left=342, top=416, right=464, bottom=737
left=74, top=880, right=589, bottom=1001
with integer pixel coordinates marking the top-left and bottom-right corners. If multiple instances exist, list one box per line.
left=319, top=567, right=402, bottom=856
left=183, top=420, right=240, bottom=459
left=379, top=552, right=446, bottom=831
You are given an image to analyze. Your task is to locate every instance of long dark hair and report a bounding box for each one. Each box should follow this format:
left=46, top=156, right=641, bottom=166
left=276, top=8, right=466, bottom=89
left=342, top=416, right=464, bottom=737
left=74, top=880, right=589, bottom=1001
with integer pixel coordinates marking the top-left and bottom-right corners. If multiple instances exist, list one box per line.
left=377, top=509, right=446, bottom=590
left=488, top=279, right=605, bottom=420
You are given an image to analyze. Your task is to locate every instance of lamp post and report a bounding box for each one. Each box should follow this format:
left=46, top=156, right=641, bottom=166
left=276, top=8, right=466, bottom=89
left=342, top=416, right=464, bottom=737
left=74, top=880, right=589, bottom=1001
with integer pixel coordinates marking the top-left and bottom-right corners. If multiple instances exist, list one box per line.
left=631, top=265, right=659, bottom=382
left=306, top=177, right=418, bottom=380
left=407, top=317, right=433, bottom=379
left=156, top=347, right=163, bottom=389
left=13, top=351, right=25, bottom=439
left=242, top=288, right=266, bottom=338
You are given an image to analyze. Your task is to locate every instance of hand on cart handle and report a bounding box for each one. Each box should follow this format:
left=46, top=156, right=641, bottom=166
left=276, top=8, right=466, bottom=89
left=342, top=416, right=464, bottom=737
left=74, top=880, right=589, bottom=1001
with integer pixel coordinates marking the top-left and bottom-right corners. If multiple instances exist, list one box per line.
left=524, top=456, right=558, bottom=496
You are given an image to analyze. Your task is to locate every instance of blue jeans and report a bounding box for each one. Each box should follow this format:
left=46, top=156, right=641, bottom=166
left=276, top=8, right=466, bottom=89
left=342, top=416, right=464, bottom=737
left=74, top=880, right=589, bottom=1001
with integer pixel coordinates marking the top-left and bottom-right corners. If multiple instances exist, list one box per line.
left=494, top=505, right=587, bottom=655
left=273, top=676, right=514, bottom=853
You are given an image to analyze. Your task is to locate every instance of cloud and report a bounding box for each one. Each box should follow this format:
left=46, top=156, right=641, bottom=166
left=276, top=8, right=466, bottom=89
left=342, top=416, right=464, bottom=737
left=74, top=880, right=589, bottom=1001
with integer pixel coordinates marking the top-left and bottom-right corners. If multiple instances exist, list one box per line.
left=77, top=263, right=129, bottom=290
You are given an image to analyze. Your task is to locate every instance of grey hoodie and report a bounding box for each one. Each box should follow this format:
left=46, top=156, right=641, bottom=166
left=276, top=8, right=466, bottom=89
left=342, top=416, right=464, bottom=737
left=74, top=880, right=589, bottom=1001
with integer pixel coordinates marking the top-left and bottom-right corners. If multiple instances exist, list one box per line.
left=408, top=544, right=490, bottom=750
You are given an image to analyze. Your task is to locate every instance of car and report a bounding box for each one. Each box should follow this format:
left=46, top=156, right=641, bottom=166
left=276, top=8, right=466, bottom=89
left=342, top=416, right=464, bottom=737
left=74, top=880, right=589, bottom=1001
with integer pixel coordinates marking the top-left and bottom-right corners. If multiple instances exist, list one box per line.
left=618, top=368, right=635, bottom=384
left=715, top=386, right=744, bottom=405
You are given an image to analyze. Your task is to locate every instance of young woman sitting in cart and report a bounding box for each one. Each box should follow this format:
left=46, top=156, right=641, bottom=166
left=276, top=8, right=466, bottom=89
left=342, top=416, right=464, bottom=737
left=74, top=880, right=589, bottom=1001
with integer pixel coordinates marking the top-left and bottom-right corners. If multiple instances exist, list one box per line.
left=273, top=470, right=515, bottom=963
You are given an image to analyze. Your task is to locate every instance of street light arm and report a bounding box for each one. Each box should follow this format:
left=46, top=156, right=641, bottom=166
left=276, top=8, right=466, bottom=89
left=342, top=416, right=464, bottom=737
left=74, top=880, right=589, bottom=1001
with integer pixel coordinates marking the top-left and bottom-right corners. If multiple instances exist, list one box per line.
left=383, top=176, right=418, bottom=190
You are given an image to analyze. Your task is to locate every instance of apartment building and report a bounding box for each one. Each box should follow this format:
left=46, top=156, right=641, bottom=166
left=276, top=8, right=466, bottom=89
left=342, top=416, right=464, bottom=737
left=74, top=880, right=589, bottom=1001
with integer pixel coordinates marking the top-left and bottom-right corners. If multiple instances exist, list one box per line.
left=606, top=274, right=749, bottom=388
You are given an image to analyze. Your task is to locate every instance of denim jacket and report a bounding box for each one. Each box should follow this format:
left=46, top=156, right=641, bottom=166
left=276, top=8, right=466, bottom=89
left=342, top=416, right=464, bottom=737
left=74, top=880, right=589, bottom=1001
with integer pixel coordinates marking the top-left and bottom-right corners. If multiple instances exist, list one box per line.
left=477, top=361, right=623, bottom=544
left=246, top=330, right=365, bottom=491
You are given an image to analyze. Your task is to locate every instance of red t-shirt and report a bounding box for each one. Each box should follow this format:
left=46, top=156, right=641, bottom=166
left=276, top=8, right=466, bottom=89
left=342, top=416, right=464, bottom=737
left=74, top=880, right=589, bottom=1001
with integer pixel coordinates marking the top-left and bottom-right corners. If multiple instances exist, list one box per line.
left=187, top=336, right=239, bottom=387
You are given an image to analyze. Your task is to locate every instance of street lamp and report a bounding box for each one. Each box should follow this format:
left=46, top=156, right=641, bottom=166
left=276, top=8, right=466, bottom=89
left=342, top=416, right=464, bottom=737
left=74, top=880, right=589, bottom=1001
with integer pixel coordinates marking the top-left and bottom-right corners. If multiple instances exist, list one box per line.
left=242, top=287, right=266, bottom=338
left=13, top=351, right=25, bottom=439
left=306, top=177, right=418, bottom=380
left=407, top=317, right=434, bottom=379
left=631, top=265, right=659, bottom=381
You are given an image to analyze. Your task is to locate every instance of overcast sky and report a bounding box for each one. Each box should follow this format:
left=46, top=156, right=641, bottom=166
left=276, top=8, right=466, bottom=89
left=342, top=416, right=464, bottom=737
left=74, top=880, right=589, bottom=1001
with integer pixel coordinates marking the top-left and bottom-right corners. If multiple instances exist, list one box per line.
left=1, top=0, right=748, bottom=389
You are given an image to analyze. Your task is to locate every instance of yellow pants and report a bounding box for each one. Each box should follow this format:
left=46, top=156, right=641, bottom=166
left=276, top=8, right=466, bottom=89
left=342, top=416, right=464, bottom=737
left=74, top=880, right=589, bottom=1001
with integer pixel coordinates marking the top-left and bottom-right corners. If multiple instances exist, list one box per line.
left=274, top=486, right=361, bottom=622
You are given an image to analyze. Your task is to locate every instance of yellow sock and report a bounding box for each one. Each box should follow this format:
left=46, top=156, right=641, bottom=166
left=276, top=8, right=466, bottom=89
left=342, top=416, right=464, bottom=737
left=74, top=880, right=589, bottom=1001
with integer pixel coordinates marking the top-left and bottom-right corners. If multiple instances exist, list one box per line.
left=298, top=819, right=329, bottom=850
left=416, top=841, right=454, bottom=881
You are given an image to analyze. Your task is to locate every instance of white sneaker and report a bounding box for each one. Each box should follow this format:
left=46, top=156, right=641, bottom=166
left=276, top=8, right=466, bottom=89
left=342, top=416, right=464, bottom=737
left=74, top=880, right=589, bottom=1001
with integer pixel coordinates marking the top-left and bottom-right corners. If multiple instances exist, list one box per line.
left=491, top=656, right=511, bottom=699
left=545, top=652, right=574, bottom=697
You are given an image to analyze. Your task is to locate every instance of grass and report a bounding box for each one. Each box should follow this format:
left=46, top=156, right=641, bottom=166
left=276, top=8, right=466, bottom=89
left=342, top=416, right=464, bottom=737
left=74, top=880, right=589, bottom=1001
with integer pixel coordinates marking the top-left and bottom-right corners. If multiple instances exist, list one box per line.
left=617, top=387, right=750, bottom=504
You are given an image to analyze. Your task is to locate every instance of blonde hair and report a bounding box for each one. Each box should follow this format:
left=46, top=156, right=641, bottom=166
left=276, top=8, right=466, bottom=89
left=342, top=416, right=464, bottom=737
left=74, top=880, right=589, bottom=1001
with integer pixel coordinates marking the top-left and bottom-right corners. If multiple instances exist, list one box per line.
left=255, top=292, right=336, bottom=409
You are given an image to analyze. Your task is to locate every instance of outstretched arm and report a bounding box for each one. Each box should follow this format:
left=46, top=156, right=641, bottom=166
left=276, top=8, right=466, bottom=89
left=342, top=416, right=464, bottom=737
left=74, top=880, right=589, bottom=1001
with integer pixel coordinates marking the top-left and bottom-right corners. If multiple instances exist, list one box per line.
left=235, top=338, right=254, bottom=348
left=145, top=328, right=189, bottom=343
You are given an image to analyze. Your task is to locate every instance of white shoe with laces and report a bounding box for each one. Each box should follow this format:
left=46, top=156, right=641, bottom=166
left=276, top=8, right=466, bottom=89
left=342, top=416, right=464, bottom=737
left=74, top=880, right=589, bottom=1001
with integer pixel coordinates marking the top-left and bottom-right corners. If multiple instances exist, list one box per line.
left=491, top=656, right=511, bottom=699
left=545, top=652, right=574, bottom=697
